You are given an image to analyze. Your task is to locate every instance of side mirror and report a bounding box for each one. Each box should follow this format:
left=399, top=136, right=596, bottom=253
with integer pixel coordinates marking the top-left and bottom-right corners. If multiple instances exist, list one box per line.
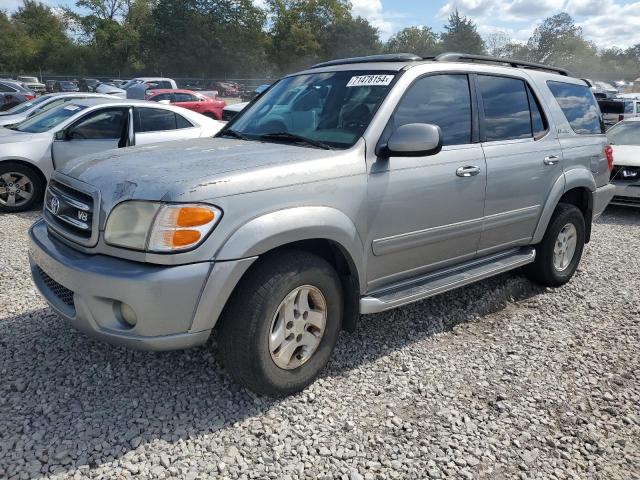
left=377, top=123, right=443, bottom=158
left=54, top=130, right=67, bottom=141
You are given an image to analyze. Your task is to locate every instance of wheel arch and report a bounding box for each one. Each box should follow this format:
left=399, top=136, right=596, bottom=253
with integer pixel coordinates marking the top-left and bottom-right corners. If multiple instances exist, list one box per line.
left=532, top=169, right=595, bottom=244
left=193, top=207, right=366, bottom=334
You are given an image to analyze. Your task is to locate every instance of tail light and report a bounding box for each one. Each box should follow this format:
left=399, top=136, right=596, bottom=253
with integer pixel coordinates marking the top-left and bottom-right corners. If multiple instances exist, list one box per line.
left=605, top=145, right=614, bottom=171
left=25, top=94, right=36, bottom=100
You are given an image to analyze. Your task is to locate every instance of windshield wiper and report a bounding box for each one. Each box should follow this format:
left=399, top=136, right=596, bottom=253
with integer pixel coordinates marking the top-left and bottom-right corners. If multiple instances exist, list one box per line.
left=260, top=132, right=333, bottom=150
left=220, top=129, right=250, bottom=141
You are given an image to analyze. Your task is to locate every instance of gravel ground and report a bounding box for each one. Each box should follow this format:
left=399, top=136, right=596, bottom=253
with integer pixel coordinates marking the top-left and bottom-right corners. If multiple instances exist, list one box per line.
left=0, top=208, right=639, bottom=480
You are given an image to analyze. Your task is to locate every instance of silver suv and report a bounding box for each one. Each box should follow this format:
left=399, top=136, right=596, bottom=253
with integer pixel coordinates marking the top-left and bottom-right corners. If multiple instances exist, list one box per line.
left=29, top=53, right=615, bottom=396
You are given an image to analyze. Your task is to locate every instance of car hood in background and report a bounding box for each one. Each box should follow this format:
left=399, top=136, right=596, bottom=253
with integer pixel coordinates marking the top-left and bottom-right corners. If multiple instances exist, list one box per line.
left=0, top=114, right=27, bottom=127
left=611, top=145, right=640, bottom=167
left=59, top=137, right=358, bottom=209
left=95, top=84, right=126, bottom=97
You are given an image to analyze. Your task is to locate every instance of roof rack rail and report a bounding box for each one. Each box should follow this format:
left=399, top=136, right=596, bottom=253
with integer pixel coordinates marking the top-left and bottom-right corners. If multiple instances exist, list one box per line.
left=311, top=53, right=422, bottom=69
left=433, top=52, right=571, bottom=76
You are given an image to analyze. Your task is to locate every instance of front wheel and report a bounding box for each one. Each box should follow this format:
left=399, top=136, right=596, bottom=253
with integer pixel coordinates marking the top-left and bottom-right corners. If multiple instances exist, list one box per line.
left=218, top=250, right=343, bottom=397
left=525, top=203, right=586, bottom=287
left=0, top=162, right=44, bottom=213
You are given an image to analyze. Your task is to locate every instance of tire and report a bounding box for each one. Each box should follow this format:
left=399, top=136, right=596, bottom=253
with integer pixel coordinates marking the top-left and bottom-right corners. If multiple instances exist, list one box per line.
left=218, top=250, right=343, bottom=397
left=525, top=203, right=586, bottom=287
left=0, top=162, right=44, bottom=213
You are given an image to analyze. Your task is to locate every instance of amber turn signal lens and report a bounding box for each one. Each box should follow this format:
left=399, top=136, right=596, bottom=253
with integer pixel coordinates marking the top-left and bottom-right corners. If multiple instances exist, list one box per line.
left=171, top=229, right=201, bottom=247
left=177, top=206, right=216, bottom=227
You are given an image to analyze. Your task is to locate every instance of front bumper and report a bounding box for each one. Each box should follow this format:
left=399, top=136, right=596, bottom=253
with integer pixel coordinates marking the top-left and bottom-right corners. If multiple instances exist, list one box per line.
left=28, top=220, right=254, bottom=351
left=609, top=180, right=640, bottom=207
left=592, top=183, right=616, bottom=219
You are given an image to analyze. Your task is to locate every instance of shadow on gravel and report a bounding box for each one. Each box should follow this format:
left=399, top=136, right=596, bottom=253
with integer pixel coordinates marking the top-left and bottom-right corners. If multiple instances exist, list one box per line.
left=597, top=205, right=640, bottom=226
left=0, top=271, right=543, bottom=477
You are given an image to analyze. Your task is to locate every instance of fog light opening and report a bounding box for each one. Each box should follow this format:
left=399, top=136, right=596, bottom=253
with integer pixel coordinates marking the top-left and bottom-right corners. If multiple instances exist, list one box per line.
left=119, top=302, right=138, bottom=327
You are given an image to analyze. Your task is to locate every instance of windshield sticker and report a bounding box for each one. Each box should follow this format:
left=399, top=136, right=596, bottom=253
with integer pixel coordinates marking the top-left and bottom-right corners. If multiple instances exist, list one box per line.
left=346, top=75, right=394, bottom=87
left=64, top=105, right=81, bottom=111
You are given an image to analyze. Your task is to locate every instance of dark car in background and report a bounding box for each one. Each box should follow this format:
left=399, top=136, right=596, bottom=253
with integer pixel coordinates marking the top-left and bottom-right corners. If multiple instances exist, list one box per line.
left=209, top=81, right=241, bottom=97
left=45, top=80, right=56, bottom=93
left=0, top=80, right=36, bottom=111
left=79, top=78, right=101, bottom=92
left=53, top=81, right=80, bottom=93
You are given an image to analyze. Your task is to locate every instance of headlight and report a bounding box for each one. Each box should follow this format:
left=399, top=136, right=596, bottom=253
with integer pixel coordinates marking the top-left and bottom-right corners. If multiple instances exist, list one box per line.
left=105, top=201, right=222, bottom=252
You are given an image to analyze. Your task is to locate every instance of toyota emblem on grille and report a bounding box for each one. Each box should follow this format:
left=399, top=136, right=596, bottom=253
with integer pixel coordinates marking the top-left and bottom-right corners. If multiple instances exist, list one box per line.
left=49, top=195, right=60, bottom=215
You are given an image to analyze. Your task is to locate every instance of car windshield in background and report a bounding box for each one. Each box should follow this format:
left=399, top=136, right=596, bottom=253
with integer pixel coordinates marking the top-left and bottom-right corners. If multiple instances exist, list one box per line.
left=1, top=95, right=49, bottom=114
left=60, top=81, right=76, bottom=88
left=226, top=70, right=397, bottom=149
left=607, top=121, right=640, bottom=145
left=10, top=103, right=87, bottom=133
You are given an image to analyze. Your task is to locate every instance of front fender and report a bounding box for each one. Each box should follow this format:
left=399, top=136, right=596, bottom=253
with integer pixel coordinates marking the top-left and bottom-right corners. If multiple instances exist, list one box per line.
left=215, top=206, right=366, bottom=287
left=531, top=167, right=595, bottom=244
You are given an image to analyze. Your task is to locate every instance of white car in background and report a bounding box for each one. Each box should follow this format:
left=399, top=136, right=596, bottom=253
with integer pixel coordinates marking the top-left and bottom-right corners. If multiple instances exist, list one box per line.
left=16, top=76, right=46, bottom=94
left=96, top=77, right=178, bottom=98
left=607, top=117, right=640, bottom=207
left=0, top=98, right=223, bottom=212
left=0, top=93, right=112, bottom=127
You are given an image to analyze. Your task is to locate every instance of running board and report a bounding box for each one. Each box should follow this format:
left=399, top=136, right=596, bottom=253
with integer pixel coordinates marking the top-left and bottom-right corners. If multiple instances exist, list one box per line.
left=360, top=247, right=536, bottom=314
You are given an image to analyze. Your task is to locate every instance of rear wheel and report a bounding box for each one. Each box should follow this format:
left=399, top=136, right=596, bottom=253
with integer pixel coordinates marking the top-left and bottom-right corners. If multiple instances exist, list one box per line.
left=525, top=203, right=586, bottom=287
left=0, top=162, right=44, bottom=213
left=218, top=250, right=343, bottom=397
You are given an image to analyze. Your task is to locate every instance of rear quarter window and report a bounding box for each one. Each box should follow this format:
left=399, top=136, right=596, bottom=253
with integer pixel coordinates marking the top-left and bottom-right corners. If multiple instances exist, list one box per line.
left=547, top=81, right=603, bottom=134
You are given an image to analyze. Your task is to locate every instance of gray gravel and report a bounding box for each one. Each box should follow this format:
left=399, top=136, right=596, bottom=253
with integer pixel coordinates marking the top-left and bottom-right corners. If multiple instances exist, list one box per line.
left=1, top=208, right=639, bottom=480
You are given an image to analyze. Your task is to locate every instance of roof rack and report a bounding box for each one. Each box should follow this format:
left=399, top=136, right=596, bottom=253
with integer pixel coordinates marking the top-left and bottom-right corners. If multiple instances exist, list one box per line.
left=309, top=52, right=572, bottom=77
left=433, top=53, right=571, bottom=76
left=310, top=53, right=422, bottom=69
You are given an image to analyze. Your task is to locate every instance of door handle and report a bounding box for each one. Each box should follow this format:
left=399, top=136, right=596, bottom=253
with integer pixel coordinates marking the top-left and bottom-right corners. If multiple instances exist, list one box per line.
left=544, top=155, right=560, bottom=165
left=456, top=166, right=481, bottom=177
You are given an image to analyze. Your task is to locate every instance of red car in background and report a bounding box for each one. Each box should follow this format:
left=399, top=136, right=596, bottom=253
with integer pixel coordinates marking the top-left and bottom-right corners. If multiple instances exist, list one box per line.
left=146, top=89, right=227, bottom=120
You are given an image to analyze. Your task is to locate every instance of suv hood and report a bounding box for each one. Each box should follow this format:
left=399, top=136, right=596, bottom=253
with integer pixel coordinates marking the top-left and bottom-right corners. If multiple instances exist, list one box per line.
left=60, top=137, right=352, bottom=206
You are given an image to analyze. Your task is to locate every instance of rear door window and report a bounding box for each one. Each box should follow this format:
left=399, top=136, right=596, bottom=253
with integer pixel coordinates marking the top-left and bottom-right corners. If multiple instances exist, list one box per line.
left=174, top=92, right=199, bottom=103
left=134, top=108, right=193, bottom=132
left=390, top=74, right=472, bottom=146
left=478, top=75, right=532, bottom=142
left=547, top=81, right=603, bottom=134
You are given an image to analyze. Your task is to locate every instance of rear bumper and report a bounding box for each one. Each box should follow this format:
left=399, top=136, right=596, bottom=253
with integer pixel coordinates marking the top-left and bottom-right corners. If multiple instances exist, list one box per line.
left=28, top=219, right=254, bottom=351
left=592, top=183, right=615, bottom=219
left=609, top=180, right=640, bottom=207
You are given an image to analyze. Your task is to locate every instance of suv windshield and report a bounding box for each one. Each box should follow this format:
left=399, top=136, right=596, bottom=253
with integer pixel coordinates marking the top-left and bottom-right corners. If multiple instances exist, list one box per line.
left=9, top=103, right=87, bottom=133
left=2, top=95, right=49, bottom=114
left=607, top=121, right=640, bottom=145
left=225, top=70, right=397, bottom=149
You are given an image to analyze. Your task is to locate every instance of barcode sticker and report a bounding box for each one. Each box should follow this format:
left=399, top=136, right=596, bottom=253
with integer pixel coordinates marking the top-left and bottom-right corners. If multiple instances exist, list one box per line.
left=346, top=75, right=395, bottom=87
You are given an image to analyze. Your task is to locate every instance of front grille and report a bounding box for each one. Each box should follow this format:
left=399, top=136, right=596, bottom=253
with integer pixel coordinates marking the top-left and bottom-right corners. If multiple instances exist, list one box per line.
left=36, top=266, right=75, bottom=308
left=612, top=195, right=640, bottom=206
left=611, top=165, right=640, bottom=182
left=44, top=180, right=95, bottom=244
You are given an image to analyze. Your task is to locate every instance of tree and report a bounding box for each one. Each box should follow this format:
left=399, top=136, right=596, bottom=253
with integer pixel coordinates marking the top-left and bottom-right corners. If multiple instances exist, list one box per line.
left=440, top=9, right=485, bottom=55
left=527, top=13, right=582, bottom=62
left=484, top=31, right=511, bottom=57
left=11, top=1, right=81, bottom=73
left=267, top=0, right=380, bottom=73
left=386, top=26, right=438, bottom=57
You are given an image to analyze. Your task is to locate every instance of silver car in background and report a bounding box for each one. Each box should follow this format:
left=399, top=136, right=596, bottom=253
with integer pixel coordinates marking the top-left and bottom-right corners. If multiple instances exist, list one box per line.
left=0, top=93, right=113, bottom=127
left=0, top=98, right=223, bottom=212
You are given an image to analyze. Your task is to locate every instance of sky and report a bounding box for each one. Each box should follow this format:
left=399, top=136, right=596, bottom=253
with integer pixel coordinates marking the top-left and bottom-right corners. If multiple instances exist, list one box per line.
left=2, top=0, right=640, bottom=49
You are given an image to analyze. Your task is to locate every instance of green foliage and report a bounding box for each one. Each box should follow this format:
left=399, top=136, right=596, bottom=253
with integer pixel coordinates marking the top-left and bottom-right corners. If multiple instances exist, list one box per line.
left=440, top=9, right=485, bottom=55
left=386, top=26, right=438, bottom=57
left=1, top=1, right=639, bottom=84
